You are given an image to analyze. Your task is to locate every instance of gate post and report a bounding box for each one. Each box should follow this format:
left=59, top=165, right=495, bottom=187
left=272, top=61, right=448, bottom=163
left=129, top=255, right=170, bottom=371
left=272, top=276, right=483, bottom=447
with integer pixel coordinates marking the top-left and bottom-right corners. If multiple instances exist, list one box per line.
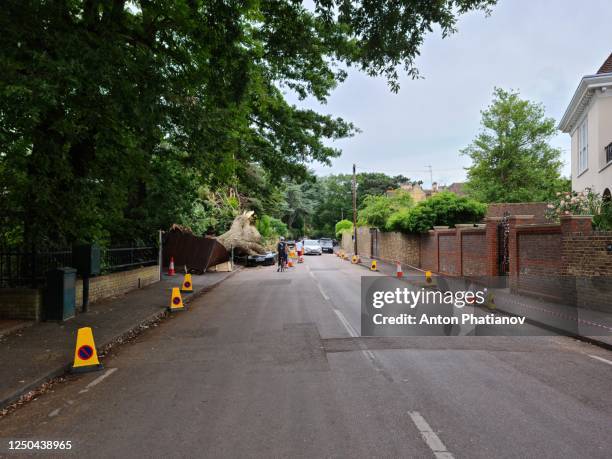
left=485, top=217, right=502, bottom=277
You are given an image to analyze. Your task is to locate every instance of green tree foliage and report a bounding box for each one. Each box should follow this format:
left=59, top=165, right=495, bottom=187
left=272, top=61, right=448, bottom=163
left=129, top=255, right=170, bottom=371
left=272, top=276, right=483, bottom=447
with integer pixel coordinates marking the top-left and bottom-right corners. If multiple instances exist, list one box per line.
left=387, top=192, right=486, bottom=233
left=335, top=219, right=354, bottom=238
left=0, top=0, right=496, bottom=246
left=358, top=191, right=414, bottom=229
left=311, top=173, right=413, bottom=237
left=256, top=215, right=288, bottom=239
left=462, top=88, right=567, bottom=203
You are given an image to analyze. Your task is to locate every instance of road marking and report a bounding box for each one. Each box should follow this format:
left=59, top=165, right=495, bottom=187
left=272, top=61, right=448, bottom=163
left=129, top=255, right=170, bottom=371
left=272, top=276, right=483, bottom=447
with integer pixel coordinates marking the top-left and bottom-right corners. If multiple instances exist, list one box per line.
left=333, top=309, right=358, bottom=338
left=309, top=271, right=330, bottom=301
left=48, top=408, right=61, bottom=417
left=78, top=368, right=118, bottom=394
left=588, top=354, right=612, bottom=366
left=408, top=411, right=454, bottom=459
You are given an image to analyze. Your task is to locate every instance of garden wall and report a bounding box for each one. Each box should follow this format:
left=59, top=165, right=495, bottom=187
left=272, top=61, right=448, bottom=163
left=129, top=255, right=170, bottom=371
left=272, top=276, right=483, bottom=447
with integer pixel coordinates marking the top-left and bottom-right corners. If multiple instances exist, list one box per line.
left=0, top=265, right=160, bottom=321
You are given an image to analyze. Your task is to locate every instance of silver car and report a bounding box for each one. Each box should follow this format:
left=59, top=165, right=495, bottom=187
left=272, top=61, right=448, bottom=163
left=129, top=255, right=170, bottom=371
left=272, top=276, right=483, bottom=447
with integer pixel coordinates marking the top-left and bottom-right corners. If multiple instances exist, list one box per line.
left=303, top=239, right=322, bottom=255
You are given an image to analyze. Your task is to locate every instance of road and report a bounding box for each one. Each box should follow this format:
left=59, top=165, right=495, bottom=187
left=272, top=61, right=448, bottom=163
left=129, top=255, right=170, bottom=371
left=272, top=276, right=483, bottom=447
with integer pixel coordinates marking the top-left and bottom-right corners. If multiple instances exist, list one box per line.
left=1, top=255, right=611, bottom=458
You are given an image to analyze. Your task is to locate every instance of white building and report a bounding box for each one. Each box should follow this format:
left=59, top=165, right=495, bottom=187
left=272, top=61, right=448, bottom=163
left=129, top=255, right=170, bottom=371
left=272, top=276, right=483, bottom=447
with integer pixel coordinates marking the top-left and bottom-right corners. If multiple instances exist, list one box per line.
left=559, top=53, right=612, bottom=200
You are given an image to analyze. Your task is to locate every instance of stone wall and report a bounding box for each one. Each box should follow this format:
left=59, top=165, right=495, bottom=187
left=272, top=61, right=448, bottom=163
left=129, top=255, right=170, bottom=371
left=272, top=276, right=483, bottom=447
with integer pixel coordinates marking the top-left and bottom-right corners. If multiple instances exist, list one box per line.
left=375, top=231, right=420, bottom=266
left=0, top=265, right=160, bottom=321
left=0, top=289, right=42, bottom=320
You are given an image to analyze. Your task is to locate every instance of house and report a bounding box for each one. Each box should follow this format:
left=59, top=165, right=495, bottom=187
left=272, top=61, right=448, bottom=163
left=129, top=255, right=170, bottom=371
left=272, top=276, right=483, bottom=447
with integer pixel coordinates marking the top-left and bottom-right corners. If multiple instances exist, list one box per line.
left=385, top=181, right=466, bottom=202
left=559, top=52, right=612, bottom=200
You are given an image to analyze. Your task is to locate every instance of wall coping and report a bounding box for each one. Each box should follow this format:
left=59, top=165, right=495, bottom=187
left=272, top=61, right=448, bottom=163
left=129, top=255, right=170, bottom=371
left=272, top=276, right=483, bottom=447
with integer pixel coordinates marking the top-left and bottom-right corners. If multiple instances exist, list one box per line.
left=515, top=223, right=562, bottom=233
left=508, top=215, right=535, bottom=220
left=559, top=215, right=594, bottom=220
left=433, top=226, right=450, bottom=230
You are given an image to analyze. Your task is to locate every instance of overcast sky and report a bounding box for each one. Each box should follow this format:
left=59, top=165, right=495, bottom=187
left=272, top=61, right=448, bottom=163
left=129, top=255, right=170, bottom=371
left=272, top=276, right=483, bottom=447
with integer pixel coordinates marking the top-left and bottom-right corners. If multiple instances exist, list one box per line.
left=286, top=0, right=612, bottom=187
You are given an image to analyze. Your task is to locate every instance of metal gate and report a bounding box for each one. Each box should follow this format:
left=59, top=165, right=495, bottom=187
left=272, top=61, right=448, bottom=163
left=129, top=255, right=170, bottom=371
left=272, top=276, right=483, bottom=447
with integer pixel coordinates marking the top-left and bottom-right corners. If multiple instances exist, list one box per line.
left=497, top=212, right=510, bottom=277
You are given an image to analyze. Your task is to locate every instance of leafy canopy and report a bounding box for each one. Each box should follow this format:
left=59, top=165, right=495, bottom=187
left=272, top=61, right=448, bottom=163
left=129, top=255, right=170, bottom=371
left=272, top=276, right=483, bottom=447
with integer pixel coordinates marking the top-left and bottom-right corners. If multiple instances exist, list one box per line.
left=387, top=192, right=486, bottom=233
left=0, top=0, right=496, bottom=246
left=462, top=88, right=567, bottom=203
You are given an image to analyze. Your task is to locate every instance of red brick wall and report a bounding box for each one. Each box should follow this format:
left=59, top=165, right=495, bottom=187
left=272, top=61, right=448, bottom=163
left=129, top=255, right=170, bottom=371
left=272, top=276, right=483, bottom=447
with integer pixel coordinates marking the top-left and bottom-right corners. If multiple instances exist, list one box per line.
left=420, top=232, right=437, bottom=272
left=563, top=231, right=612, bottom=312
left=461, top=230, right=487, bottom=276
left=438, top=232, right=459, bottom=275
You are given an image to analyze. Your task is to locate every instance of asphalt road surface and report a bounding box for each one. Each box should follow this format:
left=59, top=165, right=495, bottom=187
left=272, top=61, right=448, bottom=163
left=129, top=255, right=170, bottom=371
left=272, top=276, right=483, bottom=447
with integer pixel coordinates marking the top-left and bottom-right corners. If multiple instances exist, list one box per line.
left=1, top=255, right=611, bottom=458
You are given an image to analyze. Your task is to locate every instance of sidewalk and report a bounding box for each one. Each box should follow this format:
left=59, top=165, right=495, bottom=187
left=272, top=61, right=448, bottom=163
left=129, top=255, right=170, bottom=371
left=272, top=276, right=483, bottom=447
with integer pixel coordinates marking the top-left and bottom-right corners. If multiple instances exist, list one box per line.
left=346, top=252, right=612, bottom=348
left=0, top=269, right=239, bottom=409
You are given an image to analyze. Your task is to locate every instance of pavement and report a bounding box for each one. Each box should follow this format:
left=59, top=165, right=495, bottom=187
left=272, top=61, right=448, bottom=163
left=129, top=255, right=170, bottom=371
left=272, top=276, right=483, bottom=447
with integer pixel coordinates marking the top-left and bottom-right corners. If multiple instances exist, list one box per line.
left=1, top=255, right=611, bottom=458
left=0, top=269, right=238, bottom=409
left=353, top=254, right=612, bottom=348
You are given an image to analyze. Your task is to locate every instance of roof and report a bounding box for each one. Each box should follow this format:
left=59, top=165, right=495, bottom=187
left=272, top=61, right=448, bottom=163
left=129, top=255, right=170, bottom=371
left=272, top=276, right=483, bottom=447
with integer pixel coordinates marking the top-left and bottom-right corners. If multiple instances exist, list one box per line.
left=558, top=52, right=612, bottom=132
left=597, top=53, right=612, bottom=74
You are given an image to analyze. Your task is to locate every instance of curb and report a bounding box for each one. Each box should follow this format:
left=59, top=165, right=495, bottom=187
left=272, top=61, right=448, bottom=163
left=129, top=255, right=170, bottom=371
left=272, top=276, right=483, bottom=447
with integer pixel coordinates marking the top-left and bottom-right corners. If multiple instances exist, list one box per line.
left=0, top=267, right=242, bottom=411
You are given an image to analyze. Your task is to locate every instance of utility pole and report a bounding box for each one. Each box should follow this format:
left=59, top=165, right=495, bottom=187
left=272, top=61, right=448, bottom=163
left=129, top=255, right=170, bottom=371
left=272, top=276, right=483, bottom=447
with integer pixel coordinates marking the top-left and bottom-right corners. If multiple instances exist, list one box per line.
left=427, top=165, right=433, bottom=189
left=352, top=163, right=358, bottom=256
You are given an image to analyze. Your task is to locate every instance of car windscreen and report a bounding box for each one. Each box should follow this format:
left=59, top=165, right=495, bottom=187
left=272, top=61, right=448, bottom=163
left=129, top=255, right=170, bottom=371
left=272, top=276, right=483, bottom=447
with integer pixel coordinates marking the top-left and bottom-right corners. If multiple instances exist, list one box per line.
left=304, top=240, right=319, bottom=246
left=320, top=240, right=333, bottom=247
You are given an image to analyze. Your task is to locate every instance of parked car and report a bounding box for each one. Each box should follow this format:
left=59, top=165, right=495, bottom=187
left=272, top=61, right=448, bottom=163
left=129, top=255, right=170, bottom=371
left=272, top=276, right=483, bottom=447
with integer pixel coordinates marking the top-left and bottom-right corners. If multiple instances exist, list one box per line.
left=235, top=251, right=277, bottom=267
left=303, top=239, right=322, bottom=255
left=319, top=238, right=334, bottom=253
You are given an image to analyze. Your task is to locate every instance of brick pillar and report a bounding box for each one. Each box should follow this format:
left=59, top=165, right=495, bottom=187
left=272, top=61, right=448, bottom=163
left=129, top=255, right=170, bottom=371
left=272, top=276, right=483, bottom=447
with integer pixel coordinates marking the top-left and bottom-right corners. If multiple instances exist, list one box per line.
left=559, top=215, right=593, bottom=235
left=508, top=215, right=535, bottom=290
left=485, top=217, right=502, bottom=276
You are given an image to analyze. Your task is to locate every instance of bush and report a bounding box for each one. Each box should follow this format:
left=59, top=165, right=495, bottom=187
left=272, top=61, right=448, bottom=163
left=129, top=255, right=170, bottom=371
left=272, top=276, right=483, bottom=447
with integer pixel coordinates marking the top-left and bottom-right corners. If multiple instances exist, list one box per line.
left=547, top=188, right=612, bottom=230
left=256, top=215, right=288, bottom=238
left=387, top=192, right=486, bottom=233
left=358, top=190, right=414, bottom=229
left=335, top=219, right=353, bottom=237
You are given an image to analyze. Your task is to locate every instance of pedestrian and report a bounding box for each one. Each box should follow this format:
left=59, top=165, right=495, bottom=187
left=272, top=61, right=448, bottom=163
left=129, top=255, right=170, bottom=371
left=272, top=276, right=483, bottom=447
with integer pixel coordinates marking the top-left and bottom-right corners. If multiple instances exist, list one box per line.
left=296, top=239, right=303, bottom=258
left=277, top=236, right=288, bottom=272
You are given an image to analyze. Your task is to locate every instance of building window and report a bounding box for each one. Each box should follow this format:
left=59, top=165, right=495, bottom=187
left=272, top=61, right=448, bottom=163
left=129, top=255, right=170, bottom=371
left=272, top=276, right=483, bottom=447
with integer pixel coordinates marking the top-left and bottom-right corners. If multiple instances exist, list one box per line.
left=606, top=142, right=612, bottom=164
left=577, top=117, right=588, bottom=174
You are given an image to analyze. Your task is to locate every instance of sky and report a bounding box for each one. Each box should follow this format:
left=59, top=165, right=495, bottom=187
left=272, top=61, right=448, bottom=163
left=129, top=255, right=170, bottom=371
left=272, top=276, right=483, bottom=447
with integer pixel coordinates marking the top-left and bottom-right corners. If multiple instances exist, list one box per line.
left=286, top=0, right=612, bottom=187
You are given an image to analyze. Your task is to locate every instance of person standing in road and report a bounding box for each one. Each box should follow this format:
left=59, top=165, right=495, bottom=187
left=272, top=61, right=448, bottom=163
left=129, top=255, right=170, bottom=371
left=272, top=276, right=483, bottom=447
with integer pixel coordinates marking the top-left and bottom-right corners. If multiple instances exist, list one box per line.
left=296, top=239, right=303, bottom=258
left=277, top=237, right=288, bottom=272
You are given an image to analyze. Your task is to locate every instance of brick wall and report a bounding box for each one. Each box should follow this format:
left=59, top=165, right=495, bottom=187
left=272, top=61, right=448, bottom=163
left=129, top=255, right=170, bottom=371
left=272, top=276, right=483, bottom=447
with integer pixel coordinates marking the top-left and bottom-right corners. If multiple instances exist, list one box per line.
left=0, top=265, right=160, bottom=321
left=461, top=230, right=487, bottom=276
left=514, top=225, right=565, bottom=301
left=0, top=289, right=42, bottom=320
left=75, top=265, right=159, bottom=307
left=487, top=202, right=549, bottom=223
left=562, top=230, right=612, bottom=312
left=438, top=231, right=459, bottom=275
left=420, top=232, right=437, bottom=272
left=375, top=231, right=420, bottom=266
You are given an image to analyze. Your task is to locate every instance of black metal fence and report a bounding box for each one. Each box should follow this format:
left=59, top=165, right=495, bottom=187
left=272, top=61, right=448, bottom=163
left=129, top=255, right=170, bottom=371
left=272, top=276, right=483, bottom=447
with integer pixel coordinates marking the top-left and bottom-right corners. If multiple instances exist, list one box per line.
left=0, top=246, right=158, bottom=288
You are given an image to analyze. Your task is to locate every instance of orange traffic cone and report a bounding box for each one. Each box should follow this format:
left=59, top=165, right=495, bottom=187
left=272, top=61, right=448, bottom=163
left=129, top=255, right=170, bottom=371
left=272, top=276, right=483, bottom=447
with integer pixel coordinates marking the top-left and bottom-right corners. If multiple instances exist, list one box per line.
left=288, top=259, right=294, bottom=268
left=168, top=257, right=176, bottom=276
left=396, top=261, right=403, bottom=278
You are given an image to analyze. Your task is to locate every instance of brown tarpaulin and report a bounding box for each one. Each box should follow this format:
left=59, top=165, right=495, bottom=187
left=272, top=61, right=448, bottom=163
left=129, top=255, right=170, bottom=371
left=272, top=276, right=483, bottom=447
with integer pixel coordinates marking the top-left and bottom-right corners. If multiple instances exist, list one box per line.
left=162, top=227, right=229, bottom=272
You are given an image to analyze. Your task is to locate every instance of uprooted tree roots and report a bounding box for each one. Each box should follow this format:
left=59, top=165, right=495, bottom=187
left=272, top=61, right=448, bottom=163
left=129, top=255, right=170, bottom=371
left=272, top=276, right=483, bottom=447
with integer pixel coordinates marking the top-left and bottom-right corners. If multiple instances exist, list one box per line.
left=217, top=211, right=268, bottom=256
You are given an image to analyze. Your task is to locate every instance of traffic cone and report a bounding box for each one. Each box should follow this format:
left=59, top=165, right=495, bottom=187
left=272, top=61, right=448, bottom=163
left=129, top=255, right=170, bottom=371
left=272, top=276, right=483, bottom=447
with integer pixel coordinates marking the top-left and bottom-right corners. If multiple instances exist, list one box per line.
left=351, top=255, right=359, bottom=264
left=181, top=273, right=193, bottom=293
left=288, top=259, right=294, bottom=268
left=168, top=257, right=176, bottom=276
left=370, top=260, right=377, bottom=271
left=425, top=271, right=432, bottom=283
left=71, top=327, right=103, bottom=374
left=396, top=261, right=403, bottom=278
left=169, top=287, right=184, bottom=311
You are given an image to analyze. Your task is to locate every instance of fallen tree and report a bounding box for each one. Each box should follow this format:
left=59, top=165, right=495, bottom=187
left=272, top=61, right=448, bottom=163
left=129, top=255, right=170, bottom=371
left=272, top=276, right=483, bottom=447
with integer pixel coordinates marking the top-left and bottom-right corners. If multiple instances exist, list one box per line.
left=217, top=211, right=268, bottom=256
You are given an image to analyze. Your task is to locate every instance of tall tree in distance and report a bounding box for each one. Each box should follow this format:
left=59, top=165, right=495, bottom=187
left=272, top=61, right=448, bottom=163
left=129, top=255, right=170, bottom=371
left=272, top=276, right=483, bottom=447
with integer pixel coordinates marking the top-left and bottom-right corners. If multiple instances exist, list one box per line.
left=462, top=88, right=567, bottom=203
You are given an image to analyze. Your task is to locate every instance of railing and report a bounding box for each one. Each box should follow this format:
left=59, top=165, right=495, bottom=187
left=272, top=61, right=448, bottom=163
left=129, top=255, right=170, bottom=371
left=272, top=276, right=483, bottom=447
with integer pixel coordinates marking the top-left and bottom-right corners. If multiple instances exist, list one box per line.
left=101, top=247, right=157, bottom=273
left=0, top=246, right=157, bottom=288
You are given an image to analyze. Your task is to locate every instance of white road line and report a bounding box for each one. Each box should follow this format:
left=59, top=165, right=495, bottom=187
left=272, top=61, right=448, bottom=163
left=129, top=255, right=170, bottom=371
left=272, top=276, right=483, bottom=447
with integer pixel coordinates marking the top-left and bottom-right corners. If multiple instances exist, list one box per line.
left=588, top=354, right=612, bottom=366
left=309, top=270, right=330, bottom=301
left=78, top=367, right=118, bottom=394
left=48, top=408, right=61, bottom=417
left=408, top=411, right=454, bottom=459
left=333, top=309, right=358, bottom=338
